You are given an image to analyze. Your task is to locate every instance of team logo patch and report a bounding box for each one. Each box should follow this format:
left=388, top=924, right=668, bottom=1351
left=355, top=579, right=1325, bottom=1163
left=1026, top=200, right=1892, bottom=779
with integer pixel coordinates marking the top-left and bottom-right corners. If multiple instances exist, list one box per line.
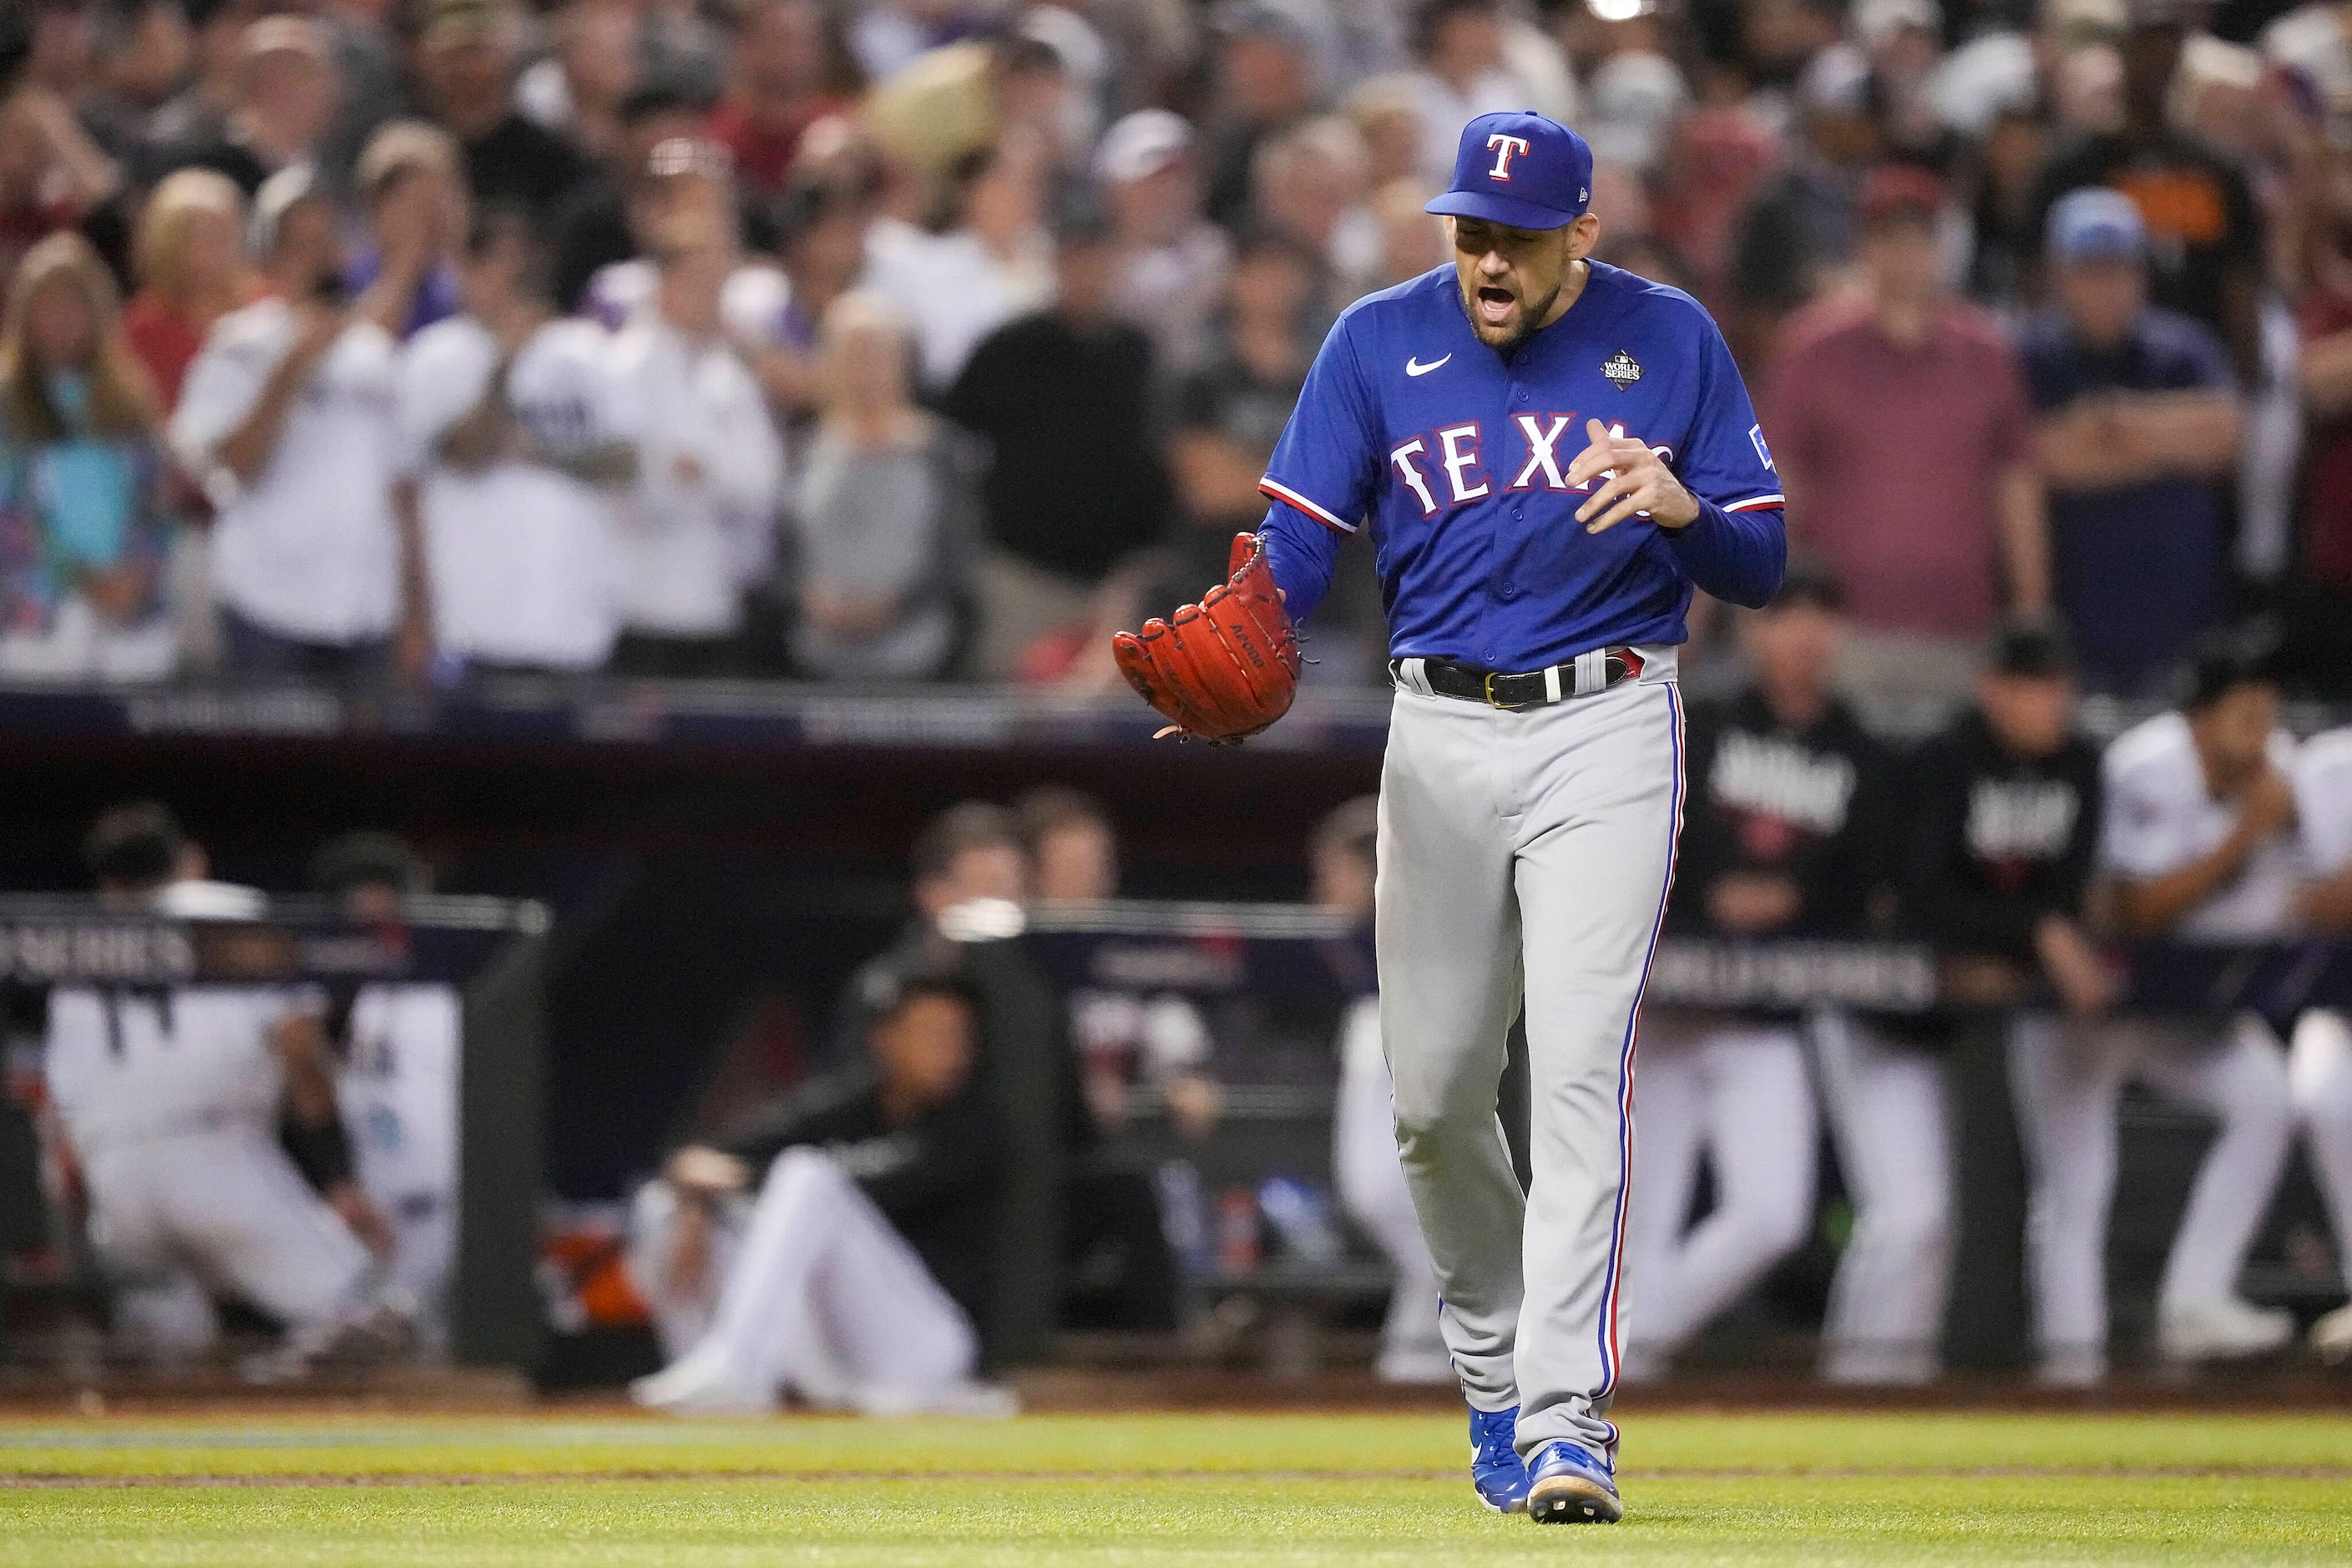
left=1749, top=422, right=1775, bottom=470
left=1601, top=349, right=1642, bottom=390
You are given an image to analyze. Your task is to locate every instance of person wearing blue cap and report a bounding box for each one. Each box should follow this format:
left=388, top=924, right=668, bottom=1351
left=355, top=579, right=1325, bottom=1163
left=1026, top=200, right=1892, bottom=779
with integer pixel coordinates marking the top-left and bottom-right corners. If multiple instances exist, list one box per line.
left=2023, top=185, right=2243, bottom=695
left=1238, top=109, right=1783, bottom=1524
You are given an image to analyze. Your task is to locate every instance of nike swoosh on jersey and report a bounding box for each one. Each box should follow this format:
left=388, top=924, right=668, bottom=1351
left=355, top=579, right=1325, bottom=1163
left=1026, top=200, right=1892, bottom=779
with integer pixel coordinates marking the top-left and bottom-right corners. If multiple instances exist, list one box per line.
left=1405, top=355, right=1451, bottom=377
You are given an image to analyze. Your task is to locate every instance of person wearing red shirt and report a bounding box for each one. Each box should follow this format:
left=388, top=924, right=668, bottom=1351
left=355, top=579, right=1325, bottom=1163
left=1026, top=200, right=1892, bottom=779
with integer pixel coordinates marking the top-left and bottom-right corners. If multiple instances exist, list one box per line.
left=121, top=169, right=258, bottom=416
left=705, top=0, right=857, bottom=201
left=1763, top=166, right=2051, bottom=704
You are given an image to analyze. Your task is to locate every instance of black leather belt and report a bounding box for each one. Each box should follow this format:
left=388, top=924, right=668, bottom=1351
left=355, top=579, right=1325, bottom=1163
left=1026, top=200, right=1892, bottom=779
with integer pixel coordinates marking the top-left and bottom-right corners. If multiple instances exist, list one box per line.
left=1395, top=648, right=1647, bottom=711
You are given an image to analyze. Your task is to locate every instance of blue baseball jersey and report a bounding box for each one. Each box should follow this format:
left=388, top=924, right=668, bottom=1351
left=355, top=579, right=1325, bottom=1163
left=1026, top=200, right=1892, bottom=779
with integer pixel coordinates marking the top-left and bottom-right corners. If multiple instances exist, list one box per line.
left=1258, top=261, right=1786, bottom=670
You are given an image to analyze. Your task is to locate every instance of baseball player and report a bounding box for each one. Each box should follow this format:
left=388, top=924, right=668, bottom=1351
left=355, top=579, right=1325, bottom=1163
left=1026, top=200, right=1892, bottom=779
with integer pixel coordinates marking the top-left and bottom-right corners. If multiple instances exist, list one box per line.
left=43, top=807, right=412, bottom=1375
left=1115, top=112, right=1785, bottom=1521
left=1625, top=560, right=1892, bottom=1384
left=2041, top=633, right=2300, bottom=1366
left=2289, top=725, right=2352, bottom=1362
left=1907, top=622, right=2107, bottom=1385
left=626, top=973, right=1014, bottom=1416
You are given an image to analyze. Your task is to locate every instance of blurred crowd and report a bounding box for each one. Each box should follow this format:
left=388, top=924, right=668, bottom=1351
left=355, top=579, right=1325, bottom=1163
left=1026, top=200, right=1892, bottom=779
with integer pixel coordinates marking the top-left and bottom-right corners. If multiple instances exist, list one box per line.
left=0, top=0, right=2347, bottom=692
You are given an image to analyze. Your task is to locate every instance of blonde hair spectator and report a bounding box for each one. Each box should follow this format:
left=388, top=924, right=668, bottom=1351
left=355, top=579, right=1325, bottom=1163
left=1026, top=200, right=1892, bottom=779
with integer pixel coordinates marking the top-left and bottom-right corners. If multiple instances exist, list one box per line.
left=1, top=235, right=154, bottom=444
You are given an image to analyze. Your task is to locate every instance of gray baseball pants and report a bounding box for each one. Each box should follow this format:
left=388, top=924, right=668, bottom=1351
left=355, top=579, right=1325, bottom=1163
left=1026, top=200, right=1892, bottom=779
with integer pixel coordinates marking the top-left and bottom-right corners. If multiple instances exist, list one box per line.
left=1376, top=650, right=1682, bottom=1462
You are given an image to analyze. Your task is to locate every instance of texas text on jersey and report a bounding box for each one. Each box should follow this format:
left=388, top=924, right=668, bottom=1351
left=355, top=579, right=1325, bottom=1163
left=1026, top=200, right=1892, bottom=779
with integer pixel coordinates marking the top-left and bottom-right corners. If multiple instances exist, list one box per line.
left=1256, top=260, right=1783, bottom=669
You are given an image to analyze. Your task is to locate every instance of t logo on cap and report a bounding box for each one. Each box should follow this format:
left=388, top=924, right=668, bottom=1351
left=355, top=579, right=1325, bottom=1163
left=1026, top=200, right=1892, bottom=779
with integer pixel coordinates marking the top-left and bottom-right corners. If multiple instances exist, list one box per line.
left=1486, top=134, right=1530, bottom=180
left=1428, top=112, right=1595, bottom=230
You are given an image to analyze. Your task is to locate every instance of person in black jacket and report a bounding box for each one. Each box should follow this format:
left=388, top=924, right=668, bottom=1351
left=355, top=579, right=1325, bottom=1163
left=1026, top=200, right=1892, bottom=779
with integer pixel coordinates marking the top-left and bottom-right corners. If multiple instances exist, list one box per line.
left=627, top=973, right=1014, bottom=1416
left=1623, top=559, right=1886, bottom=1383
left=1904, top=619, right=2113, bottom=1386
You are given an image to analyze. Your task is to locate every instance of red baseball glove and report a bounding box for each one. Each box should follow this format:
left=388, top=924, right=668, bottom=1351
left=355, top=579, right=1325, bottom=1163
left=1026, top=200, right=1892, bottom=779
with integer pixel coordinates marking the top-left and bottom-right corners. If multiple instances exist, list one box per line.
left=1112, top=532, right=1301, bottom=743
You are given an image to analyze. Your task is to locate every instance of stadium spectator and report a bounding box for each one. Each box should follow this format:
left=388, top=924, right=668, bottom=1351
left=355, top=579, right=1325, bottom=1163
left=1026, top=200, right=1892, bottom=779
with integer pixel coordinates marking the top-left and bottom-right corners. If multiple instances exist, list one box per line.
left=341, top=121, right=467, bottom=341
left=46, top=802, right=411, bottom=1374
left=1729, top=43, right=1882, bottom=340
left=1096, top=109, right=1232, bottom=380
left=1321, top=794, right=1451, bottom=1383
left=865, top=134, right=1052, bottom=392
left=547, top=80, right=706, bottom=320
left=1250, top=116, right=1381, bottom=311
left=121, top=169, right=255, bottom=416
left=787, top=290, right=974, bottom=680
left=2030, top=0, right=2264, bottom=377
left=1401, top=0, right=1576, bottom=187
left=138, top=14, right=336, bottom=199
left=628, top=971, right=1015, bottom=1415
left=1200, top=5, right=1323, bottom=230
left=2025, top=189, right=2240, bottom=695
left=411, top=0, right=589, bottom=228
left=2040, top=630, right=2301, bottom=1369
left=704, top=0, right=858, bottom=202
left=945, top=200, right=1169, bottom=680
left=0, top=232, right=175, bottom=680
left=396, top=205, right=641, bottom=677
left=0, top=64, right=121, bottom=287
left=169, top=161, right=427, bottom=684
left=513, top=0, right=641, bottom=167
left=1904, top=621, right=2109, bottom=1384
left=1632, top=564, right=1873, bottom=1383
left=605, top=138, right=785, bottom=677
left=1763, top=165, right=2048, bottom=704
left=2287, top=137, right=2352, bottom=698
left=2290, top=724, right=2352, bottom=1363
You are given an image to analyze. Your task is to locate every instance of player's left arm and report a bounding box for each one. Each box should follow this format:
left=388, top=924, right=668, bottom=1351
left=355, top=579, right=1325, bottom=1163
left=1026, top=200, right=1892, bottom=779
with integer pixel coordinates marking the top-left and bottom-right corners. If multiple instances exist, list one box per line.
left=1566, top=323, right=1785, bottom=608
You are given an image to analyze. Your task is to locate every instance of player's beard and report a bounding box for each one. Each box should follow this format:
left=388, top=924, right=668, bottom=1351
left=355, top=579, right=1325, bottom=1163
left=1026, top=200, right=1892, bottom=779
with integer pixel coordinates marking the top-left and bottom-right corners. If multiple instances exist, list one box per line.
left=1462, top=276, right=1564, bottom=352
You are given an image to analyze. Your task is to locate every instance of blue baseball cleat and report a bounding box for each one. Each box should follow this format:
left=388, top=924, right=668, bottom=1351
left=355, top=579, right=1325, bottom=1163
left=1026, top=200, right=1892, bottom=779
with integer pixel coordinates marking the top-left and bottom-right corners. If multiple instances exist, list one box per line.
left=1525, top=1439, right=1623, bottom=1524
left=1468, top=1406, right=1531, bottom=1514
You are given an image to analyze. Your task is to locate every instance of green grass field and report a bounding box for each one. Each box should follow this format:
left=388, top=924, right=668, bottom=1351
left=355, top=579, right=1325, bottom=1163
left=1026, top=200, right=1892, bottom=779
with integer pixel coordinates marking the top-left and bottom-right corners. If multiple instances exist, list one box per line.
left=2, top=1409, right=2346, bottom=1566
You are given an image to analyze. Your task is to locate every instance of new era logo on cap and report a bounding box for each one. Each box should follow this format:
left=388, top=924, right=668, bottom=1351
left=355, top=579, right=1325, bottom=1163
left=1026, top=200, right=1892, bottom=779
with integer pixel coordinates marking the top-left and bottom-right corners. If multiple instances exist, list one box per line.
left=1428, top=112, right=1595, bottom=231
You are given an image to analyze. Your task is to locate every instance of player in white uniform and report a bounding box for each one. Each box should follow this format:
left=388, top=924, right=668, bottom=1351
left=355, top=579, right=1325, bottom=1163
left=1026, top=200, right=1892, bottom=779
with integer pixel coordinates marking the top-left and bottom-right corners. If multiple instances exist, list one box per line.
left=2020, top=635, right=2300, bottom=1369
left=44, top=807, right=410, bottom=1373
left=311, top=834, right=463, bottom=1354
left=396, top=207, right=644, bottom=675
left=2289, top=726, right=2352, bottom=1361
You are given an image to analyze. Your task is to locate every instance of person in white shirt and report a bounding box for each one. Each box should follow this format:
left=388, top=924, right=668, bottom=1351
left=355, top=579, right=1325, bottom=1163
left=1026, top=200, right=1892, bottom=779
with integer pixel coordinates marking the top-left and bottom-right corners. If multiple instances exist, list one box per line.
left=2017, top=633, right=2300, bottom=1377
left=2289, top=726, right=2352, bottom=1363
left=44, top=804, right=410, bottom=1375
left=169, top=155, right=434, bottom=684
left=862, top=133, right=1054, bottom=393
left=604, top=138, right=785, bottom=676
left=395, top=205, right=640, bottom=675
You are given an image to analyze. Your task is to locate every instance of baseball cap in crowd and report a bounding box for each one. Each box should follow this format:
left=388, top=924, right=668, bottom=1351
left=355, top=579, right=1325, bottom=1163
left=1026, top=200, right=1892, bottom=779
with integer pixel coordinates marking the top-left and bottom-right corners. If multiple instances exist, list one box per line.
left=2046, top=186, right=2147, bottom=263
left=421, top=0, right=511, bottom=52
left=1859, top=163, right=1946, bottom=225
left=1424, top=111, right=1594, bottom=230
left=1987, top=618, right=2079, bottom=679
left=1094, top=109, right=1193, bottom=185
left=248, top=161, right=324, bottom=256
left=1768, top=554, right=1846, bottom=612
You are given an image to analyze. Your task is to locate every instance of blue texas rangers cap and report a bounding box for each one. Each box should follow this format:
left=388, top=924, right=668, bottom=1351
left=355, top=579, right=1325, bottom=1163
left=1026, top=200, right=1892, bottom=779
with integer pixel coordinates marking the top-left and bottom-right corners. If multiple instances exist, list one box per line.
left=1424, top=111, right=1595, bottom=230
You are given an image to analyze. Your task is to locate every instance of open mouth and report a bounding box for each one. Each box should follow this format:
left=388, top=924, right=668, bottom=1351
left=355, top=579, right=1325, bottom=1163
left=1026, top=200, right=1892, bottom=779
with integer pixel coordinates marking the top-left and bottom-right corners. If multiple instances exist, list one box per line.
left=1474, top=286, right=1516, bottom=324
